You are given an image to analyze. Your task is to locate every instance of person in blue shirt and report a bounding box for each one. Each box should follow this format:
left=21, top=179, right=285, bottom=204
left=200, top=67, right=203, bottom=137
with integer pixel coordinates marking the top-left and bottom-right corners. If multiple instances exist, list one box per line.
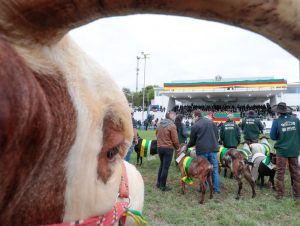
left=270, top=102, right=300, bottom=200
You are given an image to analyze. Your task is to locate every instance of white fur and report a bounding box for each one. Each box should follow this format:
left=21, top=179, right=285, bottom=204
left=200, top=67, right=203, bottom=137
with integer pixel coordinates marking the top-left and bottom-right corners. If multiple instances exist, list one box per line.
left=250, top=143, right=266, bottom=155
left=13, top=35, right=144, bottom=222
left=123, top=161, right=144, bottom=225
left=241, top=143, right=251, bottom=153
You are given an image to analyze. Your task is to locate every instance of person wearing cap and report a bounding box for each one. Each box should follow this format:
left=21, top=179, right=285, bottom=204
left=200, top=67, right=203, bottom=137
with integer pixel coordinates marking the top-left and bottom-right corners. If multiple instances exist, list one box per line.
left=241, top=110, right=264, bottom=143
left=187, top=109, right=220, bottom=193
left=270, top=102, right=300, bottom=200
left=220, top=114, right=241, bottom=149
left=125, top=109, right=139, bottom=162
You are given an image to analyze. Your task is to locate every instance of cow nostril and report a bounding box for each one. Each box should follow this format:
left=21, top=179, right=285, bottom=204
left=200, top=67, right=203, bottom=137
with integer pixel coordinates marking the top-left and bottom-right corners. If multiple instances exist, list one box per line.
left=107, top=147, right=119, bottom=160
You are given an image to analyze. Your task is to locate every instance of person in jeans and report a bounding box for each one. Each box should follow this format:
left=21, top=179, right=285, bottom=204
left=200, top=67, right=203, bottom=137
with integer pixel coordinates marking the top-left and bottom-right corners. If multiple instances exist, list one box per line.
left=125, top=110, right=139, bottom=162
left=241, top=110, right=264, bottom=143
left=187, top=110, right=220, bottom=193
left=220, top=114, right=241, bottom=149
left=156, top=111, right=180, bottom=191
left=270, top=102, right=300, bottom=200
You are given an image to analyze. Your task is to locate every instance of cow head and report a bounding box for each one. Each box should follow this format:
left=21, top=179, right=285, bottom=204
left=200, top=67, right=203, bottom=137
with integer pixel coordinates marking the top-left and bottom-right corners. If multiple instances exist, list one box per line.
left=0, top=0, right=299, bottom=225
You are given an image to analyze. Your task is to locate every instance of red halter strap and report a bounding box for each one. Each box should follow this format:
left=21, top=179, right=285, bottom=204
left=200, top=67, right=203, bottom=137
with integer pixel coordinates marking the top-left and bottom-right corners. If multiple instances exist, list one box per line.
left=44, top=162, right=129, bottom=226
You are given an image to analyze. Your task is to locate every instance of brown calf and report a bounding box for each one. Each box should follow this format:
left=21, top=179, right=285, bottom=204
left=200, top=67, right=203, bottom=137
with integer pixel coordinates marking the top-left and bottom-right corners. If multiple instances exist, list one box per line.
left=177, top=145, right=213, bottom=204
left=222, top=149, right=256, bottom=200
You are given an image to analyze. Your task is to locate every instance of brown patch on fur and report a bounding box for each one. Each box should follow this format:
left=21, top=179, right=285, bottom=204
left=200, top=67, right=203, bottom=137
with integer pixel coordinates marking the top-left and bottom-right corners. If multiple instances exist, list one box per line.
left=98, top=116, right=125, bottom=183
left=0, top=38, right=76, bottom=225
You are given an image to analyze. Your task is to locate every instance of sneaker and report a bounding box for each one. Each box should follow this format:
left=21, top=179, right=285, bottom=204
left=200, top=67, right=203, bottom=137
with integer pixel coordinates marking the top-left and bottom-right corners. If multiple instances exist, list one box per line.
left=161, top=186, right=172, bottom=192
left=156, top=184, right=160, bottom=189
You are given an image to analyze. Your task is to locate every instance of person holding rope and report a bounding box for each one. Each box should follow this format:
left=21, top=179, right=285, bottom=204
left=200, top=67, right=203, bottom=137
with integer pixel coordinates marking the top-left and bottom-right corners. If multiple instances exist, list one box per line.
left=187, top=110, right=220, bottom=194
left=270, top=102, right=300, bottom=200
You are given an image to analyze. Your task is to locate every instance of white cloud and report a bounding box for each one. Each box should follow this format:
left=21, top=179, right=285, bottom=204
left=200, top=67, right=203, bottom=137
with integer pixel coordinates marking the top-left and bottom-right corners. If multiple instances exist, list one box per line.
left=70, top=14, right=299, bottom=91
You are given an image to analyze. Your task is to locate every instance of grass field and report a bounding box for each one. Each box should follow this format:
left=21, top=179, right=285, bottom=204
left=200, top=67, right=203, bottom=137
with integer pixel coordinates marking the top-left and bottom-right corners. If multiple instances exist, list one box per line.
left=130, top=129, right=300, bottom=226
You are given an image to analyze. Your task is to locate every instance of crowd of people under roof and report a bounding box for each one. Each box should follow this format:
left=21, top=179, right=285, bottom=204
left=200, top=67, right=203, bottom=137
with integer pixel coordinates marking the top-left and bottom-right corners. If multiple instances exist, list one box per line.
left=172, top=103, right=274, bottom=119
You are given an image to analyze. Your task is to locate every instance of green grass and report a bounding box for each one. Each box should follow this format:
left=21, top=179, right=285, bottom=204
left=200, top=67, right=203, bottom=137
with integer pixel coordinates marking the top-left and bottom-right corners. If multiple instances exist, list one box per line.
left=130, top=129, right=300, bottom=226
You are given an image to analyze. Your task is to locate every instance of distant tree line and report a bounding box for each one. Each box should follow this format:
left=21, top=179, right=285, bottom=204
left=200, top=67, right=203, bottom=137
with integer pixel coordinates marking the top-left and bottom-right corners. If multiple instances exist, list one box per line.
left=122, top=85, right=158, bottom=108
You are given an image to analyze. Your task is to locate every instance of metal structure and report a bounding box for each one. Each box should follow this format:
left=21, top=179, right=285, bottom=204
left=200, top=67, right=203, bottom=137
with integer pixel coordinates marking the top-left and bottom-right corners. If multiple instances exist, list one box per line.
left=140, top=52, right=150, bottom=124
left=136, top=56, right=140, bottom=93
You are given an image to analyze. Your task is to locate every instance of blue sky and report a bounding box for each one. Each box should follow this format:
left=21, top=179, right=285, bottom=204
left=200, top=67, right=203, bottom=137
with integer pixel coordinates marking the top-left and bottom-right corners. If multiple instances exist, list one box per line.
left=70, top=14, right=299, bottom=91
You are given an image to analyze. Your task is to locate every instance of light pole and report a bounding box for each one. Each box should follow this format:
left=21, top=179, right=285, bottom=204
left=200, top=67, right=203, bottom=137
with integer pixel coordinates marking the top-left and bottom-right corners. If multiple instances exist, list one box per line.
left=136, top=56, right=140, bottom=93
left=141, top=52, right=150, bottom=125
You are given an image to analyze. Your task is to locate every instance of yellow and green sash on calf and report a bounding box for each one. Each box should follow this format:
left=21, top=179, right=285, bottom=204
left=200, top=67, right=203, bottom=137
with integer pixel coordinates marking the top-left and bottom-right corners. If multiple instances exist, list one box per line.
left=182, top=156, right=193, bottom=185
left=187, top=148, right=193, bottom=155
left=218, top=146, right=229, bottom=168
left=239, top=147, right=252, bottom=160
left=140, top=139, right=152, bottom=158
left=261, top=143, right=272, bottom=166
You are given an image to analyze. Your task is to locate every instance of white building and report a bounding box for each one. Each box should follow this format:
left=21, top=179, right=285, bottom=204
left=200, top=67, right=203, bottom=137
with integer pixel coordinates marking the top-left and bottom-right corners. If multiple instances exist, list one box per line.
left=153, top=77, right=300, bottom=113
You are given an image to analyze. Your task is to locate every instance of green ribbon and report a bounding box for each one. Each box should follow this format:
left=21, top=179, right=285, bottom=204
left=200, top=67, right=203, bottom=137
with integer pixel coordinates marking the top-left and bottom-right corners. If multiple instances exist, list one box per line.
left=182, top=157, right=193, bottom=184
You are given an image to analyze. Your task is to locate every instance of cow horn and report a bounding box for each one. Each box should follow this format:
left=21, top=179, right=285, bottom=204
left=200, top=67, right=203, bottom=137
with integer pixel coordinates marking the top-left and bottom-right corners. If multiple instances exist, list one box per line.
left=0, top=0, right=299, bottom=57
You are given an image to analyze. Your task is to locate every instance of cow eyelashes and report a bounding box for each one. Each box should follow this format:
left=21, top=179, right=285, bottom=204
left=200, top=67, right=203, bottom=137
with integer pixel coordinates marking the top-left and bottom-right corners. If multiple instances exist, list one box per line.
left=107, top=147, right=120, bottom=160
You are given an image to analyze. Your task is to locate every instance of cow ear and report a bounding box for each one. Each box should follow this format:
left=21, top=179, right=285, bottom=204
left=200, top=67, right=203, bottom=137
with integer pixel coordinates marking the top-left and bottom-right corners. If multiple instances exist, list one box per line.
left=97, top=116, right=127, bottom=183
left=1, top=1, right=105, bottom=44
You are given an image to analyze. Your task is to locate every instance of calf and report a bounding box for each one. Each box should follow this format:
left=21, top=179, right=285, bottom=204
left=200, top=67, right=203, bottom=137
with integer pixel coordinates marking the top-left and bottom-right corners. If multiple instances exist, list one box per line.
left=246, top=135, right=272, bottom=156
left=222, top=149, right=256, bottom=200
left=176, top=145, right=213, bottom=204
left=218, top=146, right=231, bottom=177
left=248, top=136, right=274, bottom=183
left=218, top=145, right=251, bottom=178
left=257, top=153, right=276, bottom=190
left=135, top=137, right=157, bottom=166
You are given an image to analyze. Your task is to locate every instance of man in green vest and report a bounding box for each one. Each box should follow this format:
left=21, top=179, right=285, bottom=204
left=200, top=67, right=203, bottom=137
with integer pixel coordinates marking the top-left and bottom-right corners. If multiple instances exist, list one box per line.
left=241, top=110, right=264, bottom=143
left=220, top=114, right=241, bottom=149
left=270, top=102, right=300, bottom=200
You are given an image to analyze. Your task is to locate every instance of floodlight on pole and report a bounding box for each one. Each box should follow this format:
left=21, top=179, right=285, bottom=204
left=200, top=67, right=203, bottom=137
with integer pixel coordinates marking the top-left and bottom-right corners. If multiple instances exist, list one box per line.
left=141, top=52, right=150, bottom=125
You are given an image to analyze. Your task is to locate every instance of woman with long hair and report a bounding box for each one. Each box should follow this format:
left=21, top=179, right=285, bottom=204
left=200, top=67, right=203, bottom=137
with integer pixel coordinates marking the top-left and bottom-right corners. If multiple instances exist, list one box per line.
left=175, top=114, right=189, bottom=144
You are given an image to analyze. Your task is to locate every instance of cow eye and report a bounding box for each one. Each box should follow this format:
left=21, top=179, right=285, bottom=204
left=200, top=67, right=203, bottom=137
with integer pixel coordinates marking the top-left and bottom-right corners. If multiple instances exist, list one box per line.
left=107, top=147, right=119, bottom=160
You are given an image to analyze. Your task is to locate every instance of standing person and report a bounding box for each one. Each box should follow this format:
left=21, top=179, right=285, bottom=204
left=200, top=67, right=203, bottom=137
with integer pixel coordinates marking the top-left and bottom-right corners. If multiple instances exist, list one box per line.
left=241, top=110, right=264, bottom=143
left=220, top=114, right=241, bottom=149
left=187, top=110, right=220, bottom=193
left=185, top=119, right=190, bottom=129
left=156, top=111, right=180, bottom=191
left=270, top=102, right=300, bottom=200
left=175, top=114, right=189, bottom=144
left=125, top=110, right=139, bottom=162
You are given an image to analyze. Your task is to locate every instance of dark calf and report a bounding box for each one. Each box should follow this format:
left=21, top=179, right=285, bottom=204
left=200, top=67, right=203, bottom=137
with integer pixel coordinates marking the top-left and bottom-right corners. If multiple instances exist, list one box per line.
left=222, top=149, right=256, bottom=200
left=177, top=145, right=213, bottom=204
left=257, top=153, right=276, bottom=190
left=134, top=137, right=157, bottom=166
